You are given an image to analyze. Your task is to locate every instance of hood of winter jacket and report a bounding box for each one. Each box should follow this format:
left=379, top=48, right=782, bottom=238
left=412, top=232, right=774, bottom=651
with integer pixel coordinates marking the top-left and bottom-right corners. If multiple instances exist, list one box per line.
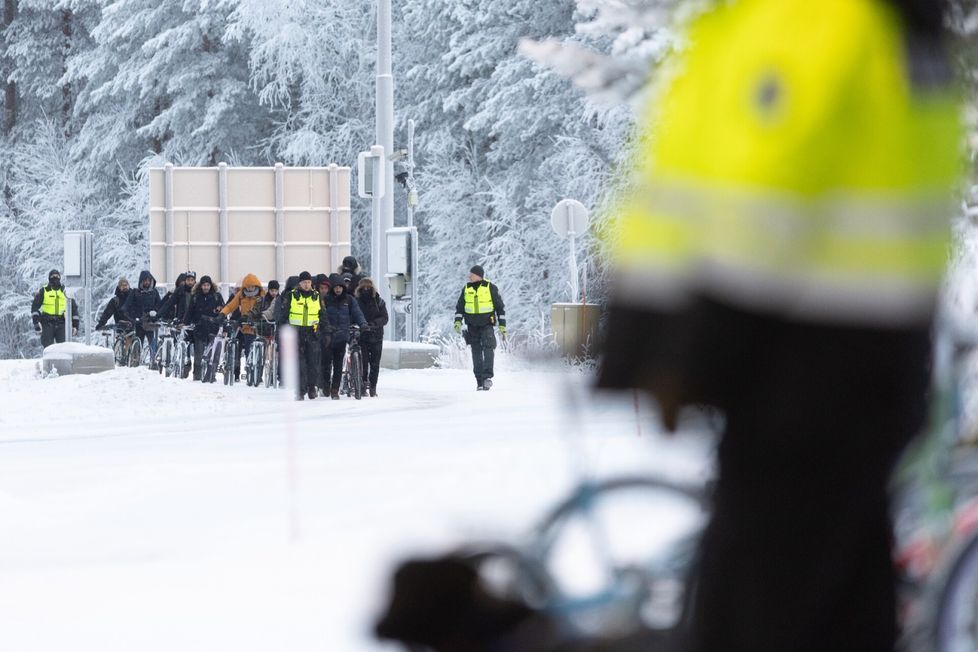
left=195, top=275, right=215, bottom=295
left=284, top=275, right=301, bottom=294
left=137, top=270, right=156, bottom=290
left=240, top=273, right=264, bottom=296
left=328, top=273, right=346, bottom=295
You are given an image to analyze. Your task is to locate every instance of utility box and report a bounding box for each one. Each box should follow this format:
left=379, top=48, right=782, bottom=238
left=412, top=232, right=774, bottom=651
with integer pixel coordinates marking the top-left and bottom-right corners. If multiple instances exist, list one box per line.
left=387, top=227, right=412, bottom=277
left=552, top=303, right=601, bottom=359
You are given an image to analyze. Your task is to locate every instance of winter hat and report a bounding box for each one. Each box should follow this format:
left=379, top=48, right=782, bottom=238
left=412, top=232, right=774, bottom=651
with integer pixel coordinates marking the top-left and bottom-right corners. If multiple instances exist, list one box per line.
left=328, top=273, right=345, bottom=290
left=199, top=275, right=213, bottom=287
left=314, top=273, right=330, bottom=288
left=298, top=271, right=313, bottom=282
left=469, top=265, right=485, bottom=279
left=118, top=277, right=130, bottom=287
left=267, top=280, right=280, bottom=291
left=49, top=269, right=61, bottom=280
left=342, top=255, right=359, bottom=271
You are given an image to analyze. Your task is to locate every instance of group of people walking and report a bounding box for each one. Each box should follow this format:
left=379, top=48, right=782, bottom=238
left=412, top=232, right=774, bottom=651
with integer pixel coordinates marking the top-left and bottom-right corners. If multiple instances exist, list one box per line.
left=31, top=257, right=507, bottom=400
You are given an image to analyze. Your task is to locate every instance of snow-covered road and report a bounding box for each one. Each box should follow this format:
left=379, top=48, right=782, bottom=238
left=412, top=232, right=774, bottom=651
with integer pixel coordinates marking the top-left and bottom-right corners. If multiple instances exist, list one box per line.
left=0, top=357, right=711, bottom=652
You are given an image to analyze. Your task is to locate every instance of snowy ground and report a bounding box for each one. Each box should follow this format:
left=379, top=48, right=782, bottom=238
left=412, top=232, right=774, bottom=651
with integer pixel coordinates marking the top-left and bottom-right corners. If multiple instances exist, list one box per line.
left=0, top=354, right=712, bottom=652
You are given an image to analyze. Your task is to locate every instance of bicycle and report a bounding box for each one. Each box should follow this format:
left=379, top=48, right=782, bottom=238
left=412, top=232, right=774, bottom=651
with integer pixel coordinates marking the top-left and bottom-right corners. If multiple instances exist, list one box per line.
left=262, top=321, right=279, bottom=389
left=340, top=325, right=364, bottom=400
left=375, top=474, right=709, bottom=650
left=244, top=318, right=276, bottom=387
left=170, top=323, right=194, bottom=379
left=126, top=319, right=159, bottom=368
left=97, top=322, right=133, bottom=366
left=199, top=317, right=233, bottom=384
left=153, top=320, right=178, bottom=376
left=894, top=310, right=978, bottom=652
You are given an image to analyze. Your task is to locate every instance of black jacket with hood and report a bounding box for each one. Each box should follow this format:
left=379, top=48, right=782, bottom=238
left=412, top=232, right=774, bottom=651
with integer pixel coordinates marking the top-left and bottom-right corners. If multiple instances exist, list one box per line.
left=355, top=285, right=389, bottom=342
left=96, top=286, right=132, bottom=329
left=123, top=270, right=162, bottom=322
left=183, top=276, right=226, bottom=337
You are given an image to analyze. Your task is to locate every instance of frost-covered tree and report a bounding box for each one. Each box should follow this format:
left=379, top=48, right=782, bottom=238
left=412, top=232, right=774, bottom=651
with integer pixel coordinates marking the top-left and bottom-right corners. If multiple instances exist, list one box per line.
left=399, top=0, right=633, bottom=337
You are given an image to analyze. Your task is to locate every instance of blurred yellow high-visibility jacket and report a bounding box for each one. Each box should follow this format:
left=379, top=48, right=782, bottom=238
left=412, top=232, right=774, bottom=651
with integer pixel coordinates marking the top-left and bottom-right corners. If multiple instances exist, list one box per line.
left=616, top=0, right=961, bottom=326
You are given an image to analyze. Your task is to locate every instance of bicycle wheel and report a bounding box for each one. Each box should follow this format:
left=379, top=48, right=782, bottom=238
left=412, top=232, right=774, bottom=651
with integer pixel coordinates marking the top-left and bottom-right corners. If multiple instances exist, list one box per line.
left=249, top=340, right=265, bottom=387
left=127, top=338, right=142, bottom=368
left=933, top=528, right=978, bottom=651
left=350, top=351, right=363, bottom=400
left=264, top=341, right=278, bottom=388
left=203, top=340, right=221, bottom=384
left=113, top=336, right=126, bottom=366
left=161, top=338, right=173, bottom=376
left=178, top=341, right=192, bottom=379
left=527, top=476, right=709, bottom=640
left=224, top=340, right=238, bottom=386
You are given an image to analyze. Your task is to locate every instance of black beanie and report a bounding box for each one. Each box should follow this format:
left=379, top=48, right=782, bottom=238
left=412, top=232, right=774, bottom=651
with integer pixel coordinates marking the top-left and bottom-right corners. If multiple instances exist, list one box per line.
left=49, top=269, right=61, bottom=280
left=267, top=280, right=280, bottom=290
left=469, top=265, right=485, bottom=278
left=298, top=271, right=313, bottom=282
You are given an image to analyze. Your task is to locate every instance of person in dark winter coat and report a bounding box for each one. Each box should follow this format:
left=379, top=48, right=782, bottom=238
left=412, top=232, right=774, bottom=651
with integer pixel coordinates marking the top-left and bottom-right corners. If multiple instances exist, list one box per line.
left=340, top=255, right=363, bottom=292
left=30, top=269, right=79, bottom=347
left=259, top=279, right=280, bottom=314
left=95, top=277, right=132, bottom=331
left=323, top=272, right=367, bottom=398
left=158, top=271, right=197, bottom=321
left=315, top=274, right=334, bottom=396
left=355, top=277, right=388, bottom=397
left=123, top=270, right=163, bottom=360
left=271, top=275, right=301, bottom=325
left=454, top=265, right=506, bottom=391
left=284, top=271, right=324, bottom=400
left=183, top=275, right=225, bottom=380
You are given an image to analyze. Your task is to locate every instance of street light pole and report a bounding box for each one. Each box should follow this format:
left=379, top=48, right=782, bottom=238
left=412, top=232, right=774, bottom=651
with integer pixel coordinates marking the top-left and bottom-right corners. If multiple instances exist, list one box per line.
left=375, top=0, right=395, bottom=337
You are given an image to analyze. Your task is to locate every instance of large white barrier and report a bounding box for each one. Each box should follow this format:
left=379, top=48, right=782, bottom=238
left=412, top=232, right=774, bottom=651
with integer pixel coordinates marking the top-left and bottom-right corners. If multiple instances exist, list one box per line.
left=149, top=163, right=352, bottom=292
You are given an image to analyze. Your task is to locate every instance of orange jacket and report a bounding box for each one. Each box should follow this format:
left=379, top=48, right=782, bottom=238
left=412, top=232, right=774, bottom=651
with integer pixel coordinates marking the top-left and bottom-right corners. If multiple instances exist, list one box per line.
left=221, top=273, right=265, bottom=335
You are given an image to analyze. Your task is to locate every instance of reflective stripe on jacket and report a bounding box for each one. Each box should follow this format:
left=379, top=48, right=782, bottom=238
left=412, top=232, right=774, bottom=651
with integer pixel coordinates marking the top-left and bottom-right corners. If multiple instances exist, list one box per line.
left=464, top=282, right=495, bottom=315
left=289, top=290, right=320, bottom=327
left=40, top=288, right=66, bottom=316
left=614, top=0, right=962, bottom=325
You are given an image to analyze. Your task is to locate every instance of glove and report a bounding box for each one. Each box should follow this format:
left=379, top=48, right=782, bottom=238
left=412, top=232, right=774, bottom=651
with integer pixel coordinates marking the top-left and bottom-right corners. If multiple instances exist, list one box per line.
left=148, top=310, right=157, bottom=318
left=72, top=327, right=78, bottom=336
left=34, top=323, right=42, bottom=333
left=454, top=321, right=462, bottom=333
left=498, top=324, right=507, bottom=339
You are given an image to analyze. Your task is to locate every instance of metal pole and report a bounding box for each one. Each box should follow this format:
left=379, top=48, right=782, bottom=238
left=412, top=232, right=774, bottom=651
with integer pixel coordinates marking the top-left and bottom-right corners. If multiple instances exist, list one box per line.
left=406, top=119, right=416, bottom=228
left=274, top=163, right=286, bottom=283
left=566, top=204, right=579, bottom=303
left=328, top=164, right=341, bottom=273
left=377, top=0, right=394, bottom=337
left=164, top=163, right=174, bottom=287
left=218, top=162, right=230, bottom=290
left=411, top=226, right=419, bottom=341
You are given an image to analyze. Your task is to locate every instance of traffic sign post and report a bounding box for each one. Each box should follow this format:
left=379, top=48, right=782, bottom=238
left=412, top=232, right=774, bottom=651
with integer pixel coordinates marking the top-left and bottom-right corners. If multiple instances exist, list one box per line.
left=64, top=230, right=94, bottom=345
left=550, top=199, right=589, bottom=303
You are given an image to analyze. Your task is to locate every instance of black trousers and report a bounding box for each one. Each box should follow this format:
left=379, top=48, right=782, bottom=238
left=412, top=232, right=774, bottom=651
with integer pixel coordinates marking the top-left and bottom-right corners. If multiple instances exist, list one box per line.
left=361, top=338, right=383, bottom=390
left=235, top=333, right=255, bottom=376
left=318, top=332, right=334, bottom=392
left=467, top=325, right=496, bottom=383
left=677, top=300, right=929, bottom=652
left=328, top=339, right=347, bottom=391
left=297, top=327, right=321, bottom=394
left=40, top=318, right=66, bottom=348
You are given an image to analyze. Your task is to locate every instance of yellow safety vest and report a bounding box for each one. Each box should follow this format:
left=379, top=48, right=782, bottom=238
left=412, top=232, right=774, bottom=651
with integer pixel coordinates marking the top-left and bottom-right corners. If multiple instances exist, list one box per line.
left=464, top=282, right=494, bottom=315
left=614, top=0, right=961, bottom=325
left=288, top=290, right=320, bottom=327
left=40, top=287, right=67, bottom=316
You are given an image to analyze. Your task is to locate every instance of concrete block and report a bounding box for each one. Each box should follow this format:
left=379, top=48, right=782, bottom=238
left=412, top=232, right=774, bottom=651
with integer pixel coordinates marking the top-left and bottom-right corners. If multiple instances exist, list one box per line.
left=42, top=343, right=115, bottom=376
left=380, top=341, right=439, bottom=370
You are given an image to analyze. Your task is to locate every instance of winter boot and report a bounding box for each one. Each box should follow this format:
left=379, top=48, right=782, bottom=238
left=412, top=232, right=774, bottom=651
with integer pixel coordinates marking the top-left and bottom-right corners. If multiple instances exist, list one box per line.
left=330, top=388, right=340, bottom=400
left=308, top=387, right=317, bottom=400
left=476, top=379, right=484, bottom=391
left=482, top=378, right=493, bottom=391
left=369, top=387, right=377, bottom=398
